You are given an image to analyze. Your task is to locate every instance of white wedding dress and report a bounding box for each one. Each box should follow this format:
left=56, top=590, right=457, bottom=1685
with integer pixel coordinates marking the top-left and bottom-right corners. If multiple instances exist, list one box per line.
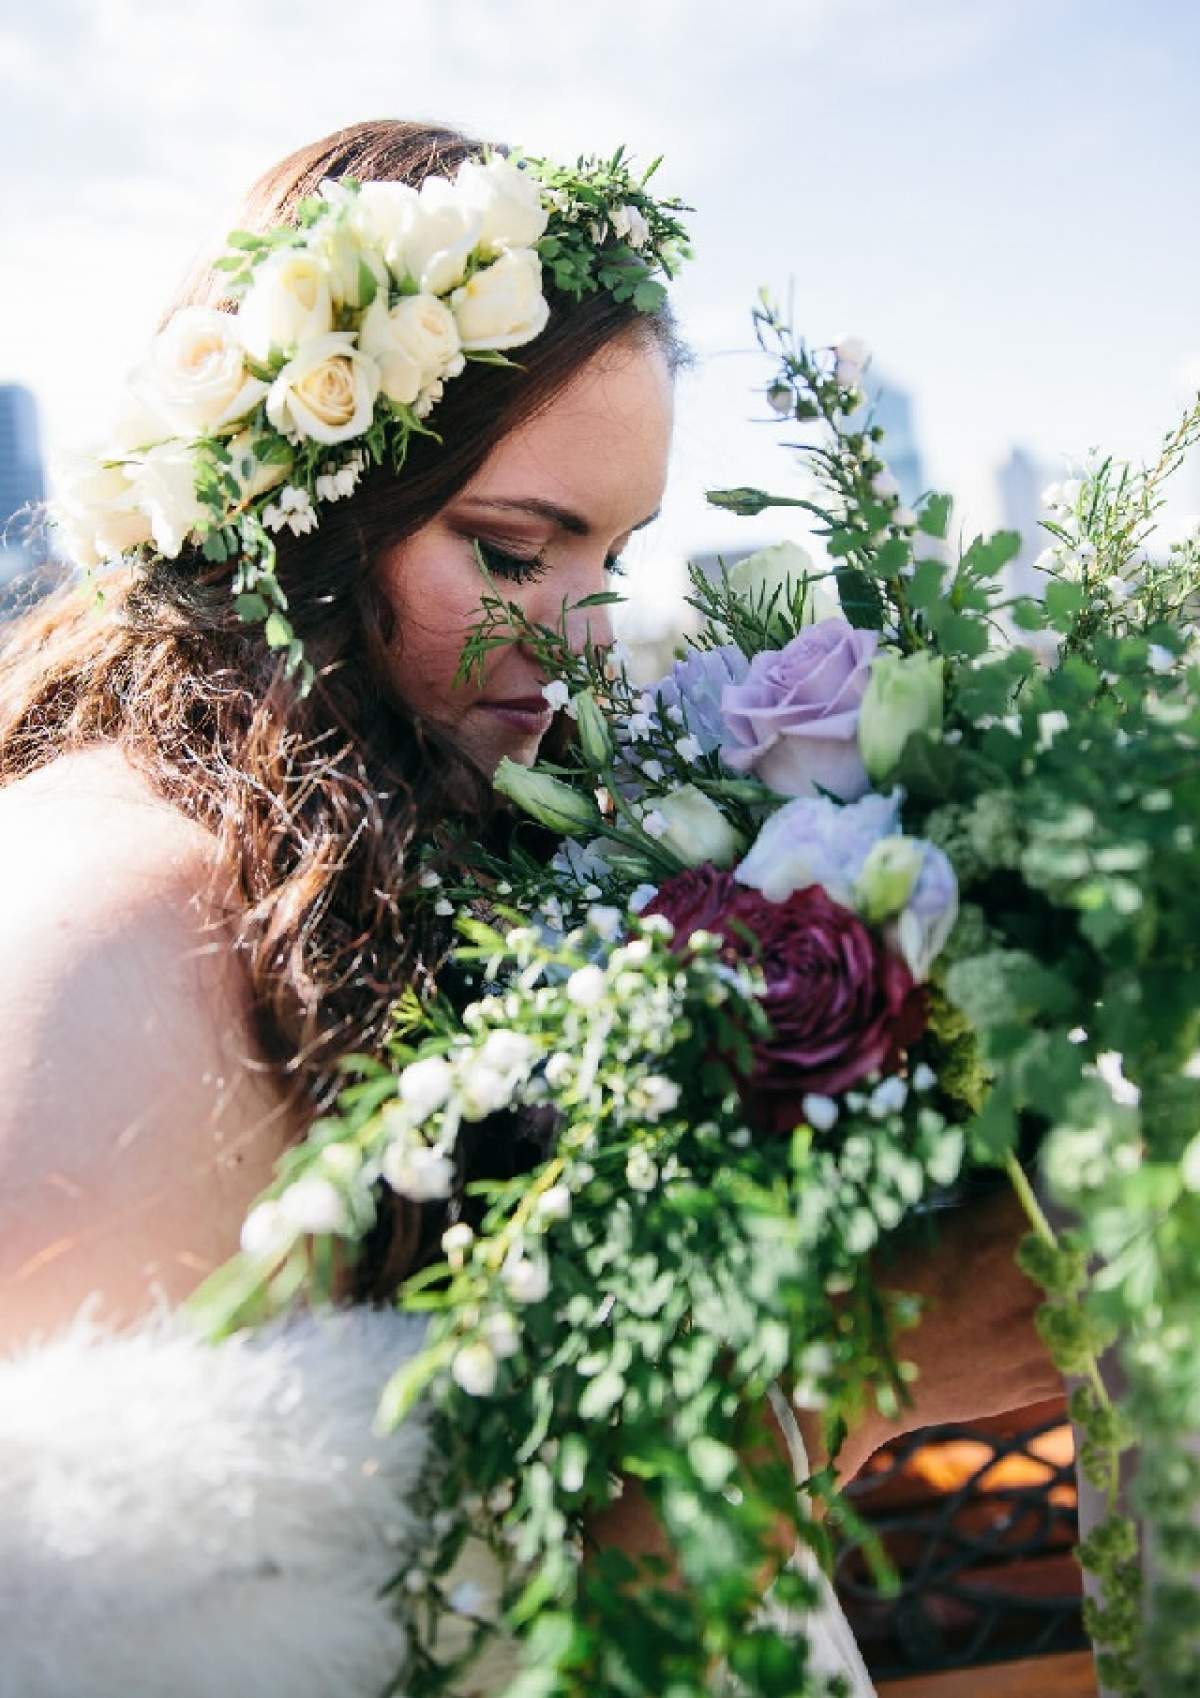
left=0, top=1305, right=875, bottom=1698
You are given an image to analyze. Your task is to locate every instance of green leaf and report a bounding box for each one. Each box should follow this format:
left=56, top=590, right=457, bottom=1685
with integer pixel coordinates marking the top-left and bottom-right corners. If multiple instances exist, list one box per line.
left=632, top=278, right=667, bottom=313
left=264, top=612, right=294, bottom=648
left=919, top=492, right=953, bottom=539
left=234, top=593, right=270, bottom=623
left=834, top=566, right=885, bottom=629
left=906, top=558, right=949, bottom=610
left=356, top=258, right=377, bottom=308
left=1045, top=577, right=1086, bottom=628
left=375, top=1338, right=454, bottom=1432
left=578, top=1367, right=626, bottom=1419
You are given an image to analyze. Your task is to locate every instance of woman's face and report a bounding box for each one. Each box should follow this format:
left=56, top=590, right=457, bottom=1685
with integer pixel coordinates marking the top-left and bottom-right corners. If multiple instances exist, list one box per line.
left=375, top=332, right=674, bottom=776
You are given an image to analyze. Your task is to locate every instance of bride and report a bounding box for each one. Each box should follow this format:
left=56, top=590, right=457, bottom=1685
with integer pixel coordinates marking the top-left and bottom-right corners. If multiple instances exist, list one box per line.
left=0, top=118, right=1057, bottom=1697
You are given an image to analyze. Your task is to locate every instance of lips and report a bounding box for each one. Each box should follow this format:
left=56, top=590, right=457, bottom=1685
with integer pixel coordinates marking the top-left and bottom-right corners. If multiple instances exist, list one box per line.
left=480, top=696, right=552, bottom=712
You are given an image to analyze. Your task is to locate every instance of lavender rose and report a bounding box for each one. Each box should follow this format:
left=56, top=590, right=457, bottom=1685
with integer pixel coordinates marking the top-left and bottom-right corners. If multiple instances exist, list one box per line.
left=720, top=619, right=879, bottom=800
left=644, top=865, right=926, bottom=1133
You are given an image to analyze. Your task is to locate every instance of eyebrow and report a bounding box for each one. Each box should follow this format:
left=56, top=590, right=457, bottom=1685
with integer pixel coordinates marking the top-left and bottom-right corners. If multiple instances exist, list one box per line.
left=459, top=496, right=661, bottom=536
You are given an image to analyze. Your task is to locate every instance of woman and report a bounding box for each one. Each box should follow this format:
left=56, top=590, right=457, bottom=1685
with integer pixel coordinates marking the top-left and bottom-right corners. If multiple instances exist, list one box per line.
left=0, top=119, right=1056, bottom=1696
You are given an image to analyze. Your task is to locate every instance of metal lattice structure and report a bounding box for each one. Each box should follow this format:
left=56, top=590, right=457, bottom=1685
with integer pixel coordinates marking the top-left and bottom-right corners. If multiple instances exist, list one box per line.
left=834, top=1404, right=1087, bottom=1680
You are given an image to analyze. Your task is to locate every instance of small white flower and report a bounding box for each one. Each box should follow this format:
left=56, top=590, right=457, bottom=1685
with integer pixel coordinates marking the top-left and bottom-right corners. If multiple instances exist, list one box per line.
left=893, top=506, right=918, bottom=530
left=448, top=1580, right=490, bottom=1617
left=1105, top=575, right=1130, bottom=603
left=1040, top=481, right=1064, bottom=511
left=536, top=1183, right=572, bottom=1222
left=628, top=883, right=658, bottom=914
left=458, top=1060, right=515, bottom=1120
left=503, top=1254, right=550, bottom=1305
left=398, top=1054, right=454, bottom=1120
left=404, top=1567, right=428, bottom=1595
left=587, top=904, right=623, bottom=941
left=566, top=964, right=607, bottom=1008
left=278, top=1176, right=348, bottom=1235
left=625, top=1147, right=659, bottom=1191
left=1060, top=477, right=1083, bottom=508
left=1148, top=643, right=1175, bottom=674
left=480, top=1028, right=536, bottom=1072
left=641, top=809, right=668, bottom=839
left=384, top=1141, right=457, bottom=1200
left=542, top=679, right=571, bottom=711
left=911, top=1062, right=937, bottom=1093
left=801, top=1094, right=839, bottom=1132
left=1037, top=709, right=1070, bottom=749
left=481, top=1310, right=521, bottom=1359
left=263, top=484, right=319, bottom=537
left=676, top=735, right=703, bottom=764
left=868, top=1076, right=909, bottom=1118
left=434, top=897, right=455, bottom=917
left=767, top=381, right=794, bottom=415
left=627, top=712, right=653, bottom=738
left=834, top=335, right=869, bottom=372
left=417, top=868, right=441, bottom=888
left=544, top=1051, right=573, bottom=1087
left=640, top=758, right=665, bottom=783
left=665, top=704, right=685, bottom=726
left=640, top=1075, right=681, bottom=1120
left=240, top=1199, right=296, bottom=1258
left=441, top=1222, right=475, bottom=1267
left=871, top=469, right=900, bottom=503
left=728, top=1126, right=752, bottom=1149
left=451, top=1341, right=498, bottom=1397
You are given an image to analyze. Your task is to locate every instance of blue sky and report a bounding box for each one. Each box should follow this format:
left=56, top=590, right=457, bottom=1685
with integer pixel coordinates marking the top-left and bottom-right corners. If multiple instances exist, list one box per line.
left=2, top=0, right=1198, bottom=617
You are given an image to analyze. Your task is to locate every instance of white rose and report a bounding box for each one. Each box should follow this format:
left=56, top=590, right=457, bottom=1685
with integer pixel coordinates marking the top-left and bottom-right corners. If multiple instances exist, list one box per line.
left=312, top=218, right=388, bottom=311
left=350, top=180, right=421, bottom=279
left=53, top=457, right=152, bottom=568
left=727, top=542, right=840, bottom=633
left=266, top=331, right=381, bottom=446
left=654, top=785, right=745, bottom=870
left=237, top=250, right=334, bottom=362
left=403, top=175, right=484, bottom=295
left=450, top=249, right=550, bottom=352
left=127, top=441, right=207, bottom=558
left=455, top=155, right=549, bottom=257
left=138, top=307, right=266, bottom=437
left=358, top=292, right=464, bottom=406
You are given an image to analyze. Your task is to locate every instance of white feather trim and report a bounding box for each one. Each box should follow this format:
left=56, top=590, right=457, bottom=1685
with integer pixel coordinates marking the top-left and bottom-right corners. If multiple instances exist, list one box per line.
left=0, top=1304, right=430, bottom=1698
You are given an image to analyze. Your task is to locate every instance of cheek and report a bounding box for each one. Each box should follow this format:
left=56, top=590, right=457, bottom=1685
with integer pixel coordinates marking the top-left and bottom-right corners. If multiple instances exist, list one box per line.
left=376, top=538, right=492, bottom=714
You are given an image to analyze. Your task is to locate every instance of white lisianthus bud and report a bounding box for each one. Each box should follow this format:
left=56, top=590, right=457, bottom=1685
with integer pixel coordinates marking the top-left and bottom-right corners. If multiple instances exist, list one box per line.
left=398, top=1055, right=455, bottom=1120
left=481, top=1310, right=521, bottom=1360
left=834, top=335, right=869, bottom=373
left=441, top=1222, right=475, bottom=1267
left=452, top=1341, right=498, bottom=1397
left=139, top=307, right=267, bottom=436
left=855, top=834, right=926, bottom=922
left=503, top=1254, right=550, bottom=1305
left=493, top=759, right=601, bottom=835
left=625, top=1147, right=658, bottom=1192
left=640, top=758, right=665, bottom=783
left=277, top=1175, right=349, bottom=1235
left=240, top=1199, right=297, bottom=1258
left=566, top=965, right=607, bottom=1009
left=403, top=176, right=484, bottom=294
left=858, top=651, right=945, bottom=784
left=237, top=250, right=334, bottom=362
left=727, top=541, right=840, bottom=634
left=451, top=249, right=551, bottom=351
left=455, top=155, right=550, bottom=256
left=359, top=293, right=464, bottom=407
left=653, top=785, right=745, bottom=869
left=266, top=332, right=381, bottom=446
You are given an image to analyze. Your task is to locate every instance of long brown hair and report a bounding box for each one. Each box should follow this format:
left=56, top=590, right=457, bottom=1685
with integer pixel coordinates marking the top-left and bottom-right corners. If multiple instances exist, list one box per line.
left=0, top=120, right=686, bottom=1267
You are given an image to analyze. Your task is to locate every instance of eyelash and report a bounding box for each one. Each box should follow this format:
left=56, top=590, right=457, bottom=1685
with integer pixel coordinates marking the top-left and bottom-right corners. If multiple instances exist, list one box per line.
left=472, top=538, right=627, bottom=583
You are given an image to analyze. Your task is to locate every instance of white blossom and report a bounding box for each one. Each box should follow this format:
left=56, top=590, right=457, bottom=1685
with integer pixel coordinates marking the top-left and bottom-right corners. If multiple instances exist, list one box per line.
left=535, top=1183, right=572, bottom=1222
left=503, top=1254, right=550, bottom=1304
left=542, top=679, right=571, bottom=711
left=676, top=735, right=703, bottom=764
left=911, top=1062, right=937, bottom=1092
left=481, top=1310, right=521, bottom=1359
left=566, top=964, right=607, bottom=1008
left=625, top=1147, right=658, bottom=1191
left=398, top=1054, right=454, bottom=1120
left=451, top=1341, right=498, bottom=1397
left=384, top=1141, right=456, bottom=1200
left=640, top=1075, right=681, bottom=1120
left=801, top=1093, right=839, bottom=1132
left=277, top=1175, right=348, bottom=1235
left=641, top=809, right=668, bottom=839
left=628, top=883, right=658, bottom=913
left=868, top=1076, right=909, bottom=1118
left=1148, top=643, right=1175, bottom=674
left=240, top=1199, right=296, bottom=1258
left=441, top=1222, right=475, bottom=1267
left=640, top=758, right=665, bottom=783
left=263, top=484, right=319, bottom=537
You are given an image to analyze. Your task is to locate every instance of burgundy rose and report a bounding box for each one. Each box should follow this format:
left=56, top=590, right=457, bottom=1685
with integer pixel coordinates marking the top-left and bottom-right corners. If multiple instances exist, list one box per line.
left=644, top=865, right=926, bottom=1134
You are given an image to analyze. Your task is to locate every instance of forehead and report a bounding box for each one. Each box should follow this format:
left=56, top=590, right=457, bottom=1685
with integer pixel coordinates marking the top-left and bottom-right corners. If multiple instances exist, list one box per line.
left=461, top=338, right=674, bottom=529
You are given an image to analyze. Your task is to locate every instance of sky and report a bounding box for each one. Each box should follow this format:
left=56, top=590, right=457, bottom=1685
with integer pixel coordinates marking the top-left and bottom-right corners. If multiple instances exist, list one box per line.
left=3, top=0, right=1199, bottom=626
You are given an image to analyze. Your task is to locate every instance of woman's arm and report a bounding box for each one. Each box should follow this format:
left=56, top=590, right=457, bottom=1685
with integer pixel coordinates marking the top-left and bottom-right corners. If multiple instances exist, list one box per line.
left=0, top=759, right=299, bottom=1347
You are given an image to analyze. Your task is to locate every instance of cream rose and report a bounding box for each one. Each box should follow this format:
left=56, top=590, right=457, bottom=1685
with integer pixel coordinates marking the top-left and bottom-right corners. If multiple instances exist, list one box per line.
left=352, top=180, right=421, bottom=281
left=266, top=332, right=381, bottom=446
left=126, top=442, right=207, bottom=559
left=358, top=293, right=464, bottom=406
left=53, top=458, right=152, bottom=569
left=138, top=307, right=266, bottom=437
left=237, top=250, right=334, bottom=362
left=455, top=156, right=549, bottom=257
left=312, top=219, right=387, bottom=311
left=403, top=176, right=484, bottom=296
left=450, top=249, right=550, bottom=351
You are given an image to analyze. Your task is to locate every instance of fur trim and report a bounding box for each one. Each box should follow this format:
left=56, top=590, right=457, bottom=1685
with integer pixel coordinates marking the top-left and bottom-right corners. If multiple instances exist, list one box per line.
left=0, top=1305, right=429, bottom=1698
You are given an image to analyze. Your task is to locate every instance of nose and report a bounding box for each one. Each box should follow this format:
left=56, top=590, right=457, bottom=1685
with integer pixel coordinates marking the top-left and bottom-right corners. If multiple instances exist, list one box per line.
left=564, top=593, right=615, bottom=658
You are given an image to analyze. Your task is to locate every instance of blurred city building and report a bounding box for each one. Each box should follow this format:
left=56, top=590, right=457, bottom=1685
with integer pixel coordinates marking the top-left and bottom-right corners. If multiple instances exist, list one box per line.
left=0, top=384, right=46, bottom=584
left=860, top=371, right=925, bottom=509
left=996, top=444, right=1054, bottom=598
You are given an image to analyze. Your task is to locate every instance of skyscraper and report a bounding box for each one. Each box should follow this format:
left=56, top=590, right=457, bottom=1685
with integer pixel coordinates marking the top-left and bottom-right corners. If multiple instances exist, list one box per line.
left=996, top=445, right=1054, bottom=598
left=0, top=384, right=46, bottom=583
left=857, top=372, right=925, bottom=508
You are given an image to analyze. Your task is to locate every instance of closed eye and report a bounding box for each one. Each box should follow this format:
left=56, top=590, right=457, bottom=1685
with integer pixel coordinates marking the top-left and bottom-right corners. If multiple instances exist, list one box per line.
left=472, top=539, right=552, bottom=585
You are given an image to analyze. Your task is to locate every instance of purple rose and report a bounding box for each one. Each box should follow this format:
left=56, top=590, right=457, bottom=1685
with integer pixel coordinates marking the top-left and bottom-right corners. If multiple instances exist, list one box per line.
left=720, top=619, right=878, bottom=800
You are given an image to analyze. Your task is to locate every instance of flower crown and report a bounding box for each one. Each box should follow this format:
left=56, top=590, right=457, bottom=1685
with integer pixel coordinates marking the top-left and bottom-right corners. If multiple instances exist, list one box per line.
left=54, top=147, right=690, bottom=686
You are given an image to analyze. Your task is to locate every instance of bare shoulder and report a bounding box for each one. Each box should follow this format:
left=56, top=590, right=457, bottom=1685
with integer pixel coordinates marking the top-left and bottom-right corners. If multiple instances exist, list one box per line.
left=0, top=746, right=301, bottom=1346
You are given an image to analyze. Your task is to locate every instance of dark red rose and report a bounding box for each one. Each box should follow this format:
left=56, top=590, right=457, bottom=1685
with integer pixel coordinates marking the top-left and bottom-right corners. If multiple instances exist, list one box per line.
left=644, top=865, right=926, bottom=1133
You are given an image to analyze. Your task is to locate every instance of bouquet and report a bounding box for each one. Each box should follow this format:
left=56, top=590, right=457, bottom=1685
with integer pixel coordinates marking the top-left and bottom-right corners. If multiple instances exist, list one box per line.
left=194, top=299, right=1200, bottom=1697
